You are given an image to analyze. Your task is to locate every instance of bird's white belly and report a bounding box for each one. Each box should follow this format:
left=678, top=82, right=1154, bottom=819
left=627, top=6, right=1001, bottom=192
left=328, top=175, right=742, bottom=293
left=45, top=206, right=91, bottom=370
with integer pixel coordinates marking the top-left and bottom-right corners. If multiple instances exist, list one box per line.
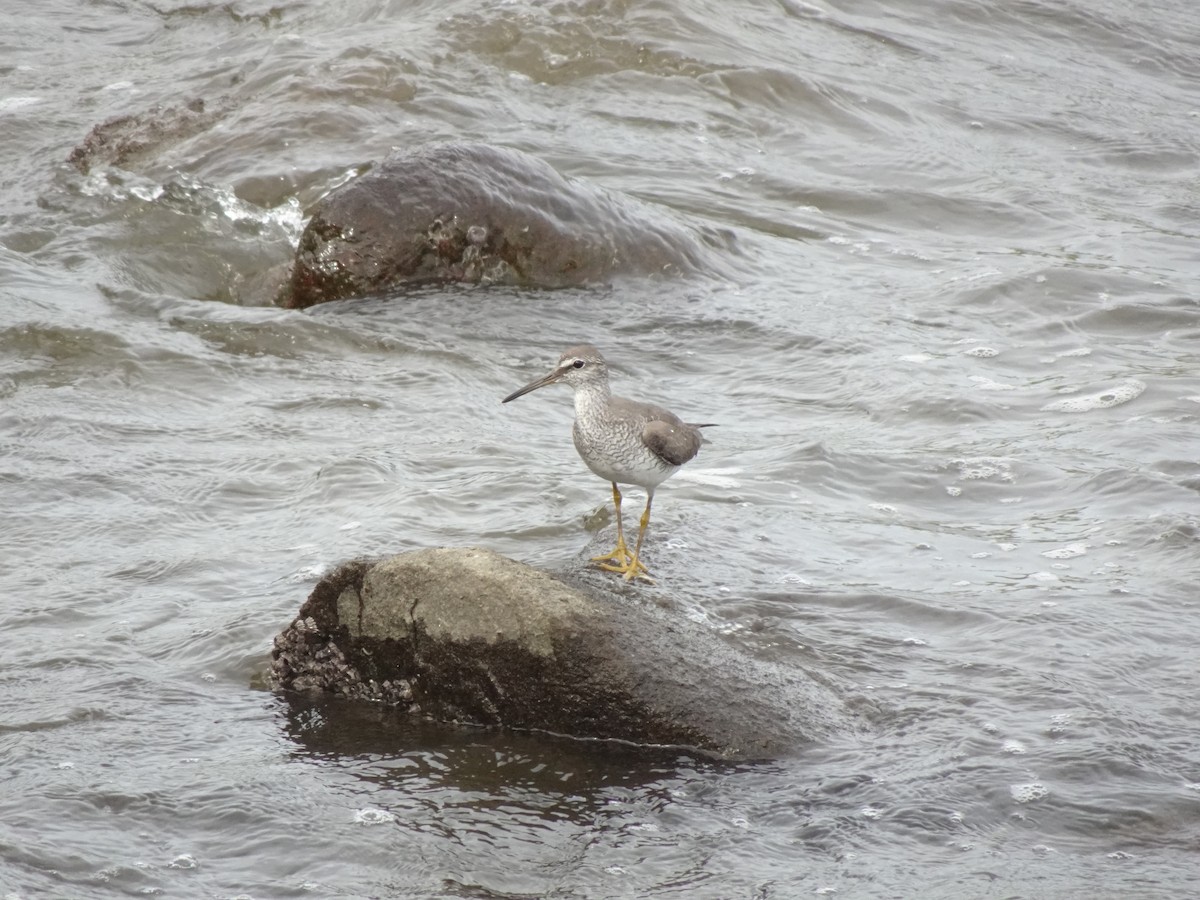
left=574, top=431, right=677, bottom=490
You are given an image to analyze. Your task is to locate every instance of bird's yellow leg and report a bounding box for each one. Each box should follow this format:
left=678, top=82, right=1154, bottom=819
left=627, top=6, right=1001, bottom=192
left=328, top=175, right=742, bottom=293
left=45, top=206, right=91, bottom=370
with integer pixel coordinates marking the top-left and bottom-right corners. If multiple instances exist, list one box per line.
left=590, top=482, right=635, bottom=566
left=596, top=492, right=654, bottom=582
left=621, top=495, right=655, bottom=583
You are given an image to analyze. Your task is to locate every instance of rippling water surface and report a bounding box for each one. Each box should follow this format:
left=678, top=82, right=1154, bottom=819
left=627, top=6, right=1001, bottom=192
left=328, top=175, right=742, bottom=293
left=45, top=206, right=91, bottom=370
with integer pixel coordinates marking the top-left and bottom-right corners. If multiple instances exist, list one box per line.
left=3, top=0, right=1199, bottom=896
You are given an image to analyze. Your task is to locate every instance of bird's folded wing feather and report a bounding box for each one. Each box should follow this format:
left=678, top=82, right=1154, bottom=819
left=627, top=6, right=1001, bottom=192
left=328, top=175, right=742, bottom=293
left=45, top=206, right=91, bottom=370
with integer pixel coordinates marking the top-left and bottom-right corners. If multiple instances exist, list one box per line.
left=642, top=420, right=703, bottom=466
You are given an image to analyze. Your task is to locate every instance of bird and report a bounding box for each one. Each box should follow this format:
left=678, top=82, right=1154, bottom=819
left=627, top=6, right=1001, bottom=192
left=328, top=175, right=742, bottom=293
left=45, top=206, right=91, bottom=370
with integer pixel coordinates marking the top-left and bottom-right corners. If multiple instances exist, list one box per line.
left=501, top=344, right=713, bottom=582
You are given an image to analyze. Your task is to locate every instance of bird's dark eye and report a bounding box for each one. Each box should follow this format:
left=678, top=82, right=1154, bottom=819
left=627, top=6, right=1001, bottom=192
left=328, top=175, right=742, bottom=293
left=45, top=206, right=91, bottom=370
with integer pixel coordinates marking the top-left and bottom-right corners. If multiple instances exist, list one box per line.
left=572, top=359, right=585, bottom=369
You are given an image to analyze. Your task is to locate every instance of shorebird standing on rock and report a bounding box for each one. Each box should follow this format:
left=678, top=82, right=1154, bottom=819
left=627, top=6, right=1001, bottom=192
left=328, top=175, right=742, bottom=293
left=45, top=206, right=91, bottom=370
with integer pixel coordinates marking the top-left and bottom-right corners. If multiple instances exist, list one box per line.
left=502, top=344, right=714, bottom=583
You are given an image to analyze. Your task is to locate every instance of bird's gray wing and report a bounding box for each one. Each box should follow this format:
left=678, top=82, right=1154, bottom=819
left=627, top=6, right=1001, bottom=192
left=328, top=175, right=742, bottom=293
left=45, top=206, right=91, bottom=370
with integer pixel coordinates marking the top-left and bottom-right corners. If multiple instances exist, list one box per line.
left=642, top=419, right=703, bottom=467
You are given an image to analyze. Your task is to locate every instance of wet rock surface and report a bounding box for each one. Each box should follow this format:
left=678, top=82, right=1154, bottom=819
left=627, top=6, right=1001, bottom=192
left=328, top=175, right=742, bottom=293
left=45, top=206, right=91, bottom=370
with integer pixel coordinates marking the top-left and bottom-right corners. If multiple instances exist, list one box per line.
left=67, top=98, right=228, bottom=176
left=271, top=547, right=857, bottom=761
left=280, top=142, right=730, bottom=308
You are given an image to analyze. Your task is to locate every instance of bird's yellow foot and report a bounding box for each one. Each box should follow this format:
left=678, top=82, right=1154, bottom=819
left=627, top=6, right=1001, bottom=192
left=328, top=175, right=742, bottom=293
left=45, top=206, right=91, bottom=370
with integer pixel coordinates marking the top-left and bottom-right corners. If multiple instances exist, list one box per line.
left=594, top=555, right=653, bottom=583
left=590, top=536, right=644, bottom=571
left=589, top=540, right=634, bottom=567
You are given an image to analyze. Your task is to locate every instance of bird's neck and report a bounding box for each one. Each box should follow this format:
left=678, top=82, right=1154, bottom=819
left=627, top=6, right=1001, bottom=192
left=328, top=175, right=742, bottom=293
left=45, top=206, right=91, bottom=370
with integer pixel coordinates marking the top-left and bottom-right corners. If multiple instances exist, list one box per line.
left=572, top=382, right=611, bottom=419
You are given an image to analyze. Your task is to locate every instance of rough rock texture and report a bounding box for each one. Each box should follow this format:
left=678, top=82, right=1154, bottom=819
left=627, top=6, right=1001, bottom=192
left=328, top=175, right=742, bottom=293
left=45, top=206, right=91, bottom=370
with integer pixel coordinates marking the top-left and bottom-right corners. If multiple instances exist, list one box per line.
left=68, top=98, right=228, bottom=175
left=279, top=143, right=731, bottom=308
left=271, top=547, right=854, bottom=760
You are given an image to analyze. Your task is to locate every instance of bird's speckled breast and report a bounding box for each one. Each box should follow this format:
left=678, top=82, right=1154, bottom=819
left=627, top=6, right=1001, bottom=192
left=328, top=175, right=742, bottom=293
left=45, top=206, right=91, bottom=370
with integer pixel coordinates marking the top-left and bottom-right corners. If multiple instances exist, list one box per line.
left=571, top=393, right=678, bottom=489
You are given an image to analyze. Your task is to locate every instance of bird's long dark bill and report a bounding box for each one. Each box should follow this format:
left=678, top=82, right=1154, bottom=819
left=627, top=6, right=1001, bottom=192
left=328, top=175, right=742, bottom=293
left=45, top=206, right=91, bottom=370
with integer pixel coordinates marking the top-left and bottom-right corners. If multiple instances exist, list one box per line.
left=501, top=369, right=564, bottom=403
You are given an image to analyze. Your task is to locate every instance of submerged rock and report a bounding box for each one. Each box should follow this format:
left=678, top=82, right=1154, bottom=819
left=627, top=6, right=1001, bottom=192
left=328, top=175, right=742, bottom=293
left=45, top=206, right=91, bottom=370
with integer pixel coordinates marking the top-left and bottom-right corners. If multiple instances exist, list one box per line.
left=68, top=98, right=228, bottom=176
left=280, top=143, right=730, bottom=308
left=271, top=547, right=855, bottom=760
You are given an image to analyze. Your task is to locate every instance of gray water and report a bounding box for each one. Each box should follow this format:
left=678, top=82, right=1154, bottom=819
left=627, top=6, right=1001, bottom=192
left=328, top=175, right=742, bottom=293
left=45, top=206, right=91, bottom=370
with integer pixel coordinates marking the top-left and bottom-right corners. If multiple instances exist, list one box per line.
left=3, top=0, right=1199, bottom=897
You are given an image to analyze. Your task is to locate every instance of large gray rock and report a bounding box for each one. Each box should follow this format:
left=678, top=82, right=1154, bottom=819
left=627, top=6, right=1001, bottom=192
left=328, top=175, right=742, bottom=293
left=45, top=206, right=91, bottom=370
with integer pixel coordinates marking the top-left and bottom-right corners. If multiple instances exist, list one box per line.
left=279, top=143, right=733, bottom=308
left=271, top=547, right=858, bottom=760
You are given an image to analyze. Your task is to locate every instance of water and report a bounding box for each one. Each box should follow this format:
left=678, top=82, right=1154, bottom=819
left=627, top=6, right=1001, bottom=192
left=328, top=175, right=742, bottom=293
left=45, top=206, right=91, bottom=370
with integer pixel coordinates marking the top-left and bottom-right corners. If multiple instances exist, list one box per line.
left=3, top=0, right=1199, bottom=896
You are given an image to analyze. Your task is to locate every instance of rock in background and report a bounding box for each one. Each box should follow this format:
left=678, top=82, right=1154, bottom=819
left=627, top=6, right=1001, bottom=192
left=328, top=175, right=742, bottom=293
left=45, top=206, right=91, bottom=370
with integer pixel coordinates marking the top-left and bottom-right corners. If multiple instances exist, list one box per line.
left=280, top=143, right=733, bottom=308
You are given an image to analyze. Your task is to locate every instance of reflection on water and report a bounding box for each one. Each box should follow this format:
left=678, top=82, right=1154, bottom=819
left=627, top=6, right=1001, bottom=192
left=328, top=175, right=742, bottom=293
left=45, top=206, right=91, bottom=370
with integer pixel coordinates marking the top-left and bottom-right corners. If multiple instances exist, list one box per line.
left=2, top=0, right=1200, bottom=896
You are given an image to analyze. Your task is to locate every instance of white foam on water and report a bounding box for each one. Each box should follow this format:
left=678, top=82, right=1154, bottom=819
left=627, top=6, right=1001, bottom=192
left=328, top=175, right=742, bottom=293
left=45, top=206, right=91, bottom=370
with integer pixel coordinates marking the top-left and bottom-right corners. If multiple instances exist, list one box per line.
left=1042, top=543, right=1088, bottom=559
left=679, top=467, right=741, bottom=489
left=354, top=808, right=396, bottom=825
left=953, top=457, right=1015, bottom=482
left=0, top=96, right=41, bottom=113
left=1010, top=783, right=1048, bottom=803
left=1042, top=379, right=1145, bottom=412
left=969, top=375, right=1016, bottom=391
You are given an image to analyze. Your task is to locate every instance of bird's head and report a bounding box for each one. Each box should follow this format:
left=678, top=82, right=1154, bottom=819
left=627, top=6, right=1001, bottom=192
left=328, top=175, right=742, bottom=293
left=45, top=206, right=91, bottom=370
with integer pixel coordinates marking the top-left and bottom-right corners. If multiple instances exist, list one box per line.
left=502, top=344, right=610, bottom=403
